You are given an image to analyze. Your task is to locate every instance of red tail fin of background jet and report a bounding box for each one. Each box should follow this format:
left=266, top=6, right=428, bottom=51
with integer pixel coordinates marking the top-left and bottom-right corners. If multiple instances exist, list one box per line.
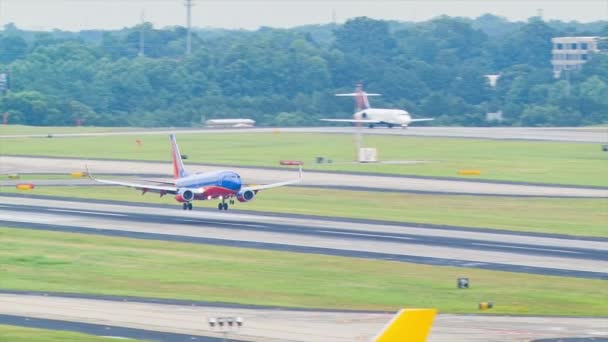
left=335, top=82, right=381, bottom=112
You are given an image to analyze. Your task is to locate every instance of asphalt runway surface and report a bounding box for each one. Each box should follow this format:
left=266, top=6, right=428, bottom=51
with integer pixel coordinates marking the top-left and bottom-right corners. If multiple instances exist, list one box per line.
left=1, top=195, right=606, bottom=279
left=1, top=293, right=606, bottom=342
left=1, top=126, right=607, bottom=143
left=0, top=314, right=225, bottom=342
left=2, top=156, right=607, bottom=197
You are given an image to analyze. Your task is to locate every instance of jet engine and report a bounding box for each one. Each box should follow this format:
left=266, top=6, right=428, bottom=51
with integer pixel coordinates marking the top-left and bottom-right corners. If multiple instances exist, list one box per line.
left=175, top=189, right=194, bottom=202
left=237, top=189, right=256, bottom=202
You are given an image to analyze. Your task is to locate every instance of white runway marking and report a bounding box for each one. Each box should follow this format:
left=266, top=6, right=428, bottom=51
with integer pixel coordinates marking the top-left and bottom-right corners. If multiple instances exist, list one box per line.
left=471, top=242, right=582, bottom=254
left=46, top=208, right=127, bottom=217
left=318, top=230, right=414, bottom=240
left=176, top=218, right=263, bottom=228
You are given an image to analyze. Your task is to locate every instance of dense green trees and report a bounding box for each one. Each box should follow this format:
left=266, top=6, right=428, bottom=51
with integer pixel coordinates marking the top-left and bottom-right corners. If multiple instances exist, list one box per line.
left=0, top=16, right=606, bottom=127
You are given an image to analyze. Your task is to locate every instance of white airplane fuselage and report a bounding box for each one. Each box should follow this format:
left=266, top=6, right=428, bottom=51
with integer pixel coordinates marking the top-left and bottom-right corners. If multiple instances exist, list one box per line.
left=354, top=108, right=413, bottom=127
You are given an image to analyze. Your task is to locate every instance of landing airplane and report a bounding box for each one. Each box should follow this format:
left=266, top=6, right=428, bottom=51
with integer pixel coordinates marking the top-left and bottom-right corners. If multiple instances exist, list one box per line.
left=89, top=134, right=302, bottom=211
left=321, top=83, right=434, bottom=128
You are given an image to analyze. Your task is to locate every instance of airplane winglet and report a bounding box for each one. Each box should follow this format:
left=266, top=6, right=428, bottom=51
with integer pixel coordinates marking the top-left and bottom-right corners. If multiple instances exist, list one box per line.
left=85, top=164, right=93, bottom=180
left=279, top=160, right=303, bottom=180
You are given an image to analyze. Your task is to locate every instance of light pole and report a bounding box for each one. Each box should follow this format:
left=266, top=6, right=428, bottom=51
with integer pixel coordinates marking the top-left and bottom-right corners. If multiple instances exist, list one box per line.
left=185, top=0, right=194, bottom=55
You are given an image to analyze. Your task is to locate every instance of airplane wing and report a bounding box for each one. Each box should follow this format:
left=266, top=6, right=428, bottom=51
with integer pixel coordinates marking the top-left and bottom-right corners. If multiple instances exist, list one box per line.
left=87, top=166, right=186, bottom=194
left=320, top=119, right=382, bottom=123
left=242, top=165, right=303, bottom=192
left=136, top=178, right=176, bottom=186
left=91, top=175, right=180, bottom=194
left=410, top=118, right=435, bottom=122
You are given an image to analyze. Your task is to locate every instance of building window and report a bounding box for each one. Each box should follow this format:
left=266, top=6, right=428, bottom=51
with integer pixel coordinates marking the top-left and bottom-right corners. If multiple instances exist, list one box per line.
left=556, top=43, right=563, bottom=49
left=570, top=43, right=577, bottom=49
left=582, top=54, right=588, bottom=60
left=581, top=43, right=588, bottom=50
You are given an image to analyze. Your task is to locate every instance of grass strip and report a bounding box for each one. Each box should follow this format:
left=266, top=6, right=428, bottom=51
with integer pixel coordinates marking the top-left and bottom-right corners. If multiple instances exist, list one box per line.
left=0, top=324, right=141, bottom=342
left=0, top=132, right=606, bottom=186
left=0, top=227, right=606, bottom=315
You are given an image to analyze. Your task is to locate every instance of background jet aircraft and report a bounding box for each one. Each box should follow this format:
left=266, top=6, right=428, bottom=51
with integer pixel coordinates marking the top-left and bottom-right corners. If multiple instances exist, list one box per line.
left=89, top=134, right=302, bottom=211
left=321, top=83, right=434, bottom=128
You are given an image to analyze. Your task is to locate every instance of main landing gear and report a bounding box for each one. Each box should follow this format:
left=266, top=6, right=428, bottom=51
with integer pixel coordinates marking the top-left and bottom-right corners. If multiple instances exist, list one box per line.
left=217, top=202, right=228, bottom=211
left=182, top=202, right=193, bottom=210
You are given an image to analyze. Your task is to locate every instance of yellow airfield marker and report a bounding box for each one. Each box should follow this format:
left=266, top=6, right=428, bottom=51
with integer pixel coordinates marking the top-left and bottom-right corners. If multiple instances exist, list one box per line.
left=458, top=169, right=481, bottom=176
left=374, top=308, right=437, bottom=342
left=15, top=183, right=35, bottom=190
left=70, top=171, right=88, bottom=178
left=479, top=302, right=494, bottom=310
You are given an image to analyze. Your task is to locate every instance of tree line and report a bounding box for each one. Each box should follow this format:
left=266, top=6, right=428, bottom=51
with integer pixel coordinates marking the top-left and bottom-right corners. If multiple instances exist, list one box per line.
left=0, top=15, right=606, bottom=127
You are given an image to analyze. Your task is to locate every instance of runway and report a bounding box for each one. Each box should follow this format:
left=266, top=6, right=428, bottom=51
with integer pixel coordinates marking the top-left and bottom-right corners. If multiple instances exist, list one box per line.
left=0, top=293, right=606, bottom=342
left=1, top=126, right=607, bottom=143
left=1, top=195, right=606, bottom=278
left=3, top=156, right=607, bottom=197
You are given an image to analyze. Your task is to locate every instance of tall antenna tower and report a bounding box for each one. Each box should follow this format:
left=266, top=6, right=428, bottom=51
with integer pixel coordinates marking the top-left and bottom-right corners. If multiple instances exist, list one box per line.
left=185, top=0, right=194, bottom=55
left=138, top=9, right=145, bottom=57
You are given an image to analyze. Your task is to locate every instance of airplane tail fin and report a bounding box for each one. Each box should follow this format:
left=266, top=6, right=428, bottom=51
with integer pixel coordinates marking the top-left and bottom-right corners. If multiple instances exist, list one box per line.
left=335, top=82, right=380, bottom=112
left=169, top=134, right=190, bottom=179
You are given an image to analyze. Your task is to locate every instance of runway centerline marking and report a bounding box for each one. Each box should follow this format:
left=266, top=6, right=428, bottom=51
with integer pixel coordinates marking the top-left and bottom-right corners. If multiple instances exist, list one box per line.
left=471, top=242, right=582, bottom=254
left=46, top=208, right=127, bottom=217
left=176, top=218, right=264, bottom=228
left=318, top=230, right=414, bottom=240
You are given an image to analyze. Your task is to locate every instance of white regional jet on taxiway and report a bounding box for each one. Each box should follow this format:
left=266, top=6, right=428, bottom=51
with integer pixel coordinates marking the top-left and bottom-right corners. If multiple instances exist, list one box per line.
left=321, top=83, right=434, bottom=128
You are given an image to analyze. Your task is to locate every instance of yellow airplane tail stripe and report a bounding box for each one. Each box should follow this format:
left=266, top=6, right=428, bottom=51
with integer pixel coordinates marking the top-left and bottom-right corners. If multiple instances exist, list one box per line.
left=374, top=308, right=437, bottom=342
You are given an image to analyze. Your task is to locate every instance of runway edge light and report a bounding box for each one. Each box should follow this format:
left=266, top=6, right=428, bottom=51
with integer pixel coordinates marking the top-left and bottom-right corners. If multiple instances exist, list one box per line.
left=373, top=308, right=437, bottom=342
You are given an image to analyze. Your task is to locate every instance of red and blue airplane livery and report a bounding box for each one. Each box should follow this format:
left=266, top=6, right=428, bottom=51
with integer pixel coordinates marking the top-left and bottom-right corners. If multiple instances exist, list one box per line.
left=90, top=134, right=302, bottom=211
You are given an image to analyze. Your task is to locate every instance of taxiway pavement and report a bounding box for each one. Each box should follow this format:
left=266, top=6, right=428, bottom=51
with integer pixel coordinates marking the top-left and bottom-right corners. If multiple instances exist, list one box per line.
left=0, top=293, right=606, bottom=342
left=2, top=156, right=607, bottom=197
left=1, top=196, right=606, bottom=279
left=1, top=126, right=607, bottom=143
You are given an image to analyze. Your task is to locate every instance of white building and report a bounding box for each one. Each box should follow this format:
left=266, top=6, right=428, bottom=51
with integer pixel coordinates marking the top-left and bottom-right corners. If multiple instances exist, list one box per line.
left=551, top=36, right=600, bottom=78
left=205, top=118, right=255, bottom=128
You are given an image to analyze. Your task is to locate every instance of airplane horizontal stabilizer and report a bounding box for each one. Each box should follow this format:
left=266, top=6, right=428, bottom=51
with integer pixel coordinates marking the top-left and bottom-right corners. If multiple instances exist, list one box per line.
left=320, top=118, right=382, bottom=123
left=335, top=93, right=381, bottom=97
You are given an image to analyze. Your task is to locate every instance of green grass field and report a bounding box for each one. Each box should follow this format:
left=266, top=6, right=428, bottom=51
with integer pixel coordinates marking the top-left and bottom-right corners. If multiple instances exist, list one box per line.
left=1, top=227, right=606, bottom=315
left=1, top=132, right=606, bottom=186
left=0, top=325, right=140, bottom=342
left=3, top=186, right=606, bottom=237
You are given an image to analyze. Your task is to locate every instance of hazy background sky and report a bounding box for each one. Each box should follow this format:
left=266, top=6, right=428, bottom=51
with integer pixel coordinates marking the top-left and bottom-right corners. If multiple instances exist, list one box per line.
left=2, top=0, right=607, bottom=31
